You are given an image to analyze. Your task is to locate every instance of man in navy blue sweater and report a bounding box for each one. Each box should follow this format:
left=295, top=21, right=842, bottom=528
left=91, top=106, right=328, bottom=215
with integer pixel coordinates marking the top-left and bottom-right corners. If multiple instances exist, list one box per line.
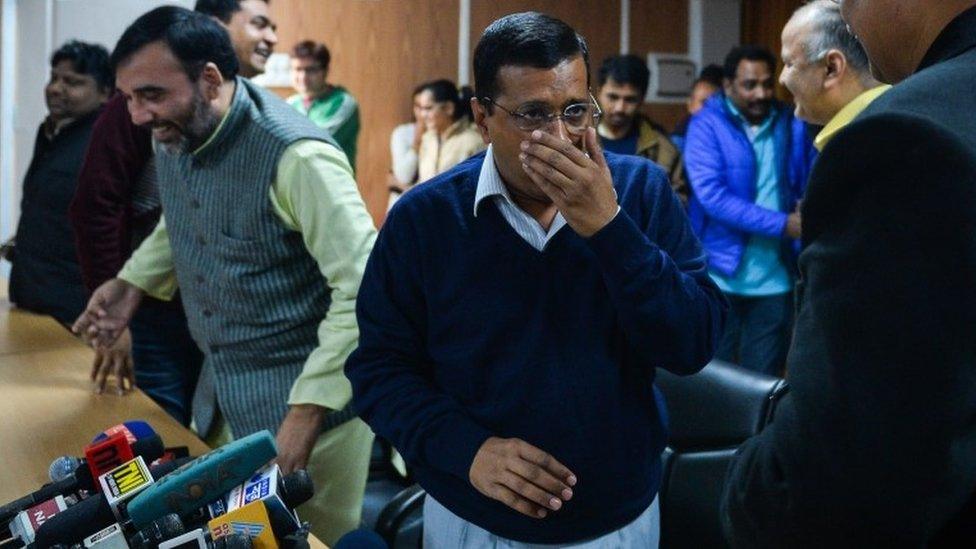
left=346, top=12, right=726, bottom=547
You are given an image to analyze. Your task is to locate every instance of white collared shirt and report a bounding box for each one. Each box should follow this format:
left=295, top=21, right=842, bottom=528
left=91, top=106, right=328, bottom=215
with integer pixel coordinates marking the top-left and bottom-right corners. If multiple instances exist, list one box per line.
left=472, top=145, right=568, bottom=251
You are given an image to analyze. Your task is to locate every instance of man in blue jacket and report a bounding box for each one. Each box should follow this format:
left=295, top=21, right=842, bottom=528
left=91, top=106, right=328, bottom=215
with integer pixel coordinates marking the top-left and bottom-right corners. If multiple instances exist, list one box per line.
left=346, top=11, right=726, bottom=548
left=685, top=45, right=815, bottom=376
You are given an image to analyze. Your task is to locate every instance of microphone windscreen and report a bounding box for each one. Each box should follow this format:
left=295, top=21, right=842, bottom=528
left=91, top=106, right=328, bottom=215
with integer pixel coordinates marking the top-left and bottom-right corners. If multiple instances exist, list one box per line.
left=31, top=492, right=114, bottom=547
left=131, top=434, right=165, bottom=463
left=281, top=470, right=314, bottom=508
left=129, top=513, right=184, bottom=549
left=48, top=456, right=82, bottom=483
left=127, top=430, right=277, bottom=528
left=91, top=420, right=157, bottom=444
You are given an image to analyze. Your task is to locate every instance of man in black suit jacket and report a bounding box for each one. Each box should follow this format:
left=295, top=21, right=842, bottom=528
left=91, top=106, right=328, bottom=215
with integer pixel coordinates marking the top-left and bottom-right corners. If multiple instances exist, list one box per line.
left=722, top=1, right=976, bottom=546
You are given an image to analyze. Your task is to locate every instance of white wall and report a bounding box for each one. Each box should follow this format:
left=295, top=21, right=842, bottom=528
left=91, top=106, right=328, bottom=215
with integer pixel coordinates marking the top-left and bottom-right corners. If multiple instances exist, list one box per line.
left=687, top=0, right=741, bottom=85
left=0, top=0, right=191, bottom=276
left=699, top=0, right=742, bottom=68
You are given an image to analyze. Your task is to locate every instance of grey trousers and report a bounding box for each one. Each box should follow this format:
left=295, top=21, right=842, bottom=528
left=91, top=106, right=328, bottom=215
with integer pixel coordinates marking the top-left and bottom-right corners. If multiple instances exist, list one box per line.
left=423, top=494, right=659, bottom=549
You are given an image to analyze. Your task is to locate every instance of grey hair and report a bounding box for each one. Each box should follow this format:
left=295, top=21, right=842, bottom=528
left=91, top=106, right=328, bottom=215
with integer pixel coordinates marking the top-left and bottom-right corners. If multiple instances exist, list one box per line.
left=794, top=0, right=871, bottom=74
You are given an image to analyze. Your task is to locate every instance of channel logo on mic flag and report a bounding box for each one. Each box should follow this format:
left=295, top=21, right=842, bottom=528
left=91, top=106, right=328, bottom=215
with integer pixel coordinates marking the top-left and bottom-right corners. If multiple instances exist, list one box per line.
left=101, top=456, right=152, bottom=498
left=243, top=476, right=271, bottom=504
left=98, top=456, right=155, bottom=519
left=208, top=500, right=278, bottom=548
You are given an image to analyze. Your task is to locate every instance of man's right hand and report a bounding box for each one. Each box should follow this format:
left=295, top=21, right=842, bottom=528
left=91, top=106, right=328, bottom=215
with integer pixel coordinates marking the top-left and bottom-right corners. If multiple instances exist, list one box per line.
left=469, top=437, right=577, bottom=519
left=72, top=278, right=143, bottom=349
left=784, top=212, right=802, bottom=239
left=91, top=327, right=135, bottom=395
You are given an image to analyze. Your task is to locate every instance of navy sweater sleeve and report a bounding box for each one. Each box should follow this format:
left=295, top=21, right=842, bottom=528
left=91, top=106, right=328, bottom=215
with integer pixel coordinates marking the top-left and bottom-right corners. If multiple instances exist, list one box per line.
left=587, top=159, right=728, bottom=375
left=346, top=203, right=493, bottom=481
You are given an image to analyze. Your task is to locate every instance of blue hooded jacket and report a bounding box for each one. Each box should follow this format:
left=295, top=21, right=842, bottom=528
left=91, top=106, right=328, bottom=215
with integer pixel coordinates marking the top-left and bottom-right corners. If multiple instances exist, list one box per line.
left=684, top=94, right=816, bottom=277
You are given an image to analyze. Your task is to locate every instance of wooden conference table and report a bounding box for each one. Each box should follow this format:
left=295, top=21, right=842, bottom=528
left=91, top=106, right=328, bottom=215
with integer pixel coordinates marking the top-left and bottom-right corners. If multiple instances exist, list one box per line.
left=0, top=295, right=327, bottom=548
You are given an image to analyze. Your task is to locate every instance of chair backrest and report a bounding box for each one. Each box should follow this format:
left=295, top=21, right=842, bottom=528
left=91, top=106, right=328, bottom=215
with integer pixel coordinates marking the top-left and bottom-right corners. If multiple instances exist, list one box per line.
left=655, top=360, right=788, bottom=548
left=374, top=483, right=425, bottom=548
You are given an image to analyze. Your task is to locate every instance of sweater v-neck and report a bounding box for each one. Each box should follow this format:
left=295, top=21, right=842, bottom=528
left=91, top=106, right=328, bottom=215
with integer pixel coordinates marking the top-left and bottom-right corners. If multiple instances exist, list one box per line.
left=473, top=191, right=575, bottom=257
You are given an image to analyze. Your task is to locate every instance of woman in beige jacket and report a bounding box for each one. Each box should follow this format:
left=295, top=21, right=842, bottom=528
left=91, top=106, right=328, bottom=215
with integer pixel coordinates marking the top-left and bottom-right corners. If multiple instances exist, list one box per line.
left=415, top=79, right=486, bottom=184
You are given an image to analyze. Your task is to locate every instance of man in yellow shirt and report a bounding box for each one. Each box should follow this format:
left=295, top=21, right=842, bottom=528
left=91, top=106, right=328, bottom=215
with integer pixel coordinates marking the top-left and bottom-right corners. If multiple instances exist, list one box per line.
left=72, top=7, right=376, bottom=544
left=779, top=0, right=889, bottom=150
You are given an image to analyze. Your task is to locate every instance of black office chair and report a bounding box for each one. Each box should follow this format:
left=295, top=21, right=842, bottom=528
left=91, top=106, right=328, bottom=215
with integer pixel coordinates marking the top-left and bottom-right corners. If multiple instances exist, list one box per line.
left=361, top=438, right=413, bottom=531
left=374, top=484, right=425, bottom=548
left=655, top=359, right=789, bottom=549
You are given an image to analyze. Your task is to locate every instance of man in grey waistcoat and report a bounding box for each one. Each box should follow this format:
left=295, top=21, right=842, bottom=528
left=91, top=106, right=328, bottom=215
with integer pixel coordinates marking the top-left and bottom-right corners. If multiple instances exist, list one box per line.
left=72, top=6, right=376, bottom=544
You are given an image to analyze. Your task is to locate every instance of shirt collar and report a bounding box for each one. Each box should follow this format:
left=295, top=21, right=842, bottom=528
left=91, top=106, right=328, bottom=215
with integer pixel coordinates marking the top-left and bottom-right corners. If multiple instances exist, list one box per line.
left=192, top=77, right=243, bottom=158
left=725, top=96, right=778, bottom=138
left=473, top=145, right=514, bottom=216
left=814, top=85, right=891, bottom=151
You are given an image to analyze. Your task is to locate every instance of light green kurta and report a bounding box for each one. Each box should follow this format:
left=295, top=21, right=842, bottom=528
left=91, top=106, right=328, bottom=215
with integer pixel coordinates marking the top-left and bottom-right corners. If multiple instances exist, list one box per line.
left=119, top=139, right=376, bottom=414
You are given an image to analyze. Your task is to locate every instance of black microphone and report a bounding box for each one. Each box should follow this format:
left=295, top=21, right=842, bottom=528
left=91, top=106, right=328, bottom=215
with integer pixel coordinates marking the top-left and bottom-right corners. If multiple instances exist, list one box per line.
left=0, top=435, right=164, bottom=525
left=29, top=458, right=188, bottom=548
left=128, top=513, right=184, bottom=549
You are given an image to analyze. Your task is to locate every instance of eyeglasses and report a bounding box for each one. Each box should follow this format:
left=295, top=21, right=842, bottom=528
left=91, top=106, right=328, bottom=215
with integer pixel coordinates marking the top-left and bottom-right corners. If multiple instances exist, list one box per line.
left=481, top=93, right=603, bottom=134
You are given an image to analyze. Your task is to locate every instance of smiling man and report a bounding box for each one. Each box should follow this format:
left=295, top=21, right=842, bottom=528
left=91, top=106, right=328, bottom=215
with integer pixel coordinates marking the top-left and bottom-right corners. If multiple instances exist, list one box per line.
left=8, top=41, right=111, bottom=326
left=345, top=12, right=726, bottom=548
left=684, top=45, right=816, bottom=377
left=215, top=0, right=278, bottom=77
left=69, top=0, right=278, bottom=425
left=72, top=6, right=375, bottom=544
left=722, top=0, right=976, bottom=545
left=779, top=0, right=887, bottom=150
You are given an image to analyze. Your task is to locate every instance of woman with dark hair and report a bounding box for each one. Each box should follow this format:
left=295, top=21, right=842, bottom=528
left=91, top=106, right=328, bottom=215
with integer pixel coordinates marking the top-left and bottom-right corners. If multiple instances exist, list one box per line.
left=386, top=83, right=427, bottom=208
left=415, top=79, right=486, bottom=183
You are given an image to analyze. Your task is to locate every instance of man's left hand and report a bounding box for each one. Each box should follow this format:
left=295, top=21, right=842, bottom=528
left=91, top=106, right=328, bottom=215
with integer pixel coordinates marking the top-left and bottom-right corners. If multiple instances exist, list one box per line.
left=275, top=404, right=327, bottom=474
left=520, top=127, right=618, bottom=237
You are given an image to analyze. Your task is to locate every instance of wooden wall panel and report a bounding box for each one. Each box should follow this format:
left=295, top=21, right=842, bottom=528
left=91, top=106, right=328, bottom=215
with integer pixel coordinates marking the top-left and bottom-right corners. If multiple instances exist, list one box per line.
left=742, top=0, right=805, bottom=100
left=630, top=0, right=687, bottom=54
left=269, top=0, right=459, bottom=225
left=643, top=103, right=687, bottom=133
left=631, top=0, right=689, bottom=132
left=469, top=0, right=621, bottom=95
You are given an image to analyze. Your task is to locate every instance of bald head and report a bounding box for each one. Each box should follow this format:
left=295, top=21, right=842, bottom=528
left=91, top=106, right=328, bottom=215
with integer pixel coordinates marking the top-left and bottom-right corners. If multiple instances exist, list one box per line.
left=840, top=0, right=976, bottom=83
left=790, top=1, right=872, bottom=81
left=780, top=0, right=879, bottom=124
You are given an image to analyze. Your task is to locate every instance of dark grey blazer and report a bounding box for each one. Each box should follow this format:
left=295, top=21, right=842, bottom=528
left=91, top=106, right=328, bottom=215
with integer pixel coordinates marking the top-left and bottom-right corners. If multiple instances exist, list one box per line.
left=721, top=7, right=976, bottom=547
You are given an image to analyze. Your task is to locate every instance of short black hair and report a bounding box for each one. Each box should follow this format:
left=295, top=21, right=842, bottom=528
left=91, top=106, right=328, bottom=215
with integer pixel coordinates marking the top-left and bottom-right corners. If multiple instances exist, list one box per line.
left=723, top=45, right=777, bottom=81
left=473, top=12, right=589, bottom=108
left=111, top=5, right=239, bottom=81
left=417, top=79, right=475, bottom=121
left=292, top=40, right=330, bottom=73
left=598, top=54, right=650, bottom=96
left=194, top=0, right=268, bottom=23
left=697, top=64, right=724, bottom=88
left=51, top=40, right=113, bottom=91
